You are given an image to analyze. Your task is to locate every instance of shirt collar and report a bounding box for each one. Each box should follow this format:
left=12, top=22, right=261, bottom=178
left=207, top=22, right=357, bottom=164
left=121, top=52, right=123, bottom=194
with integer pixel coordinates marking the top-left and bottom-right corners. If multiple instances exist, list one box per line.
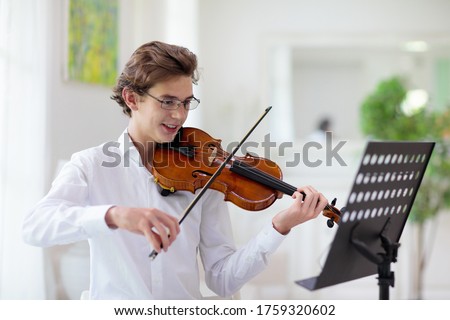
left=117, top=128, right=143, bottom=166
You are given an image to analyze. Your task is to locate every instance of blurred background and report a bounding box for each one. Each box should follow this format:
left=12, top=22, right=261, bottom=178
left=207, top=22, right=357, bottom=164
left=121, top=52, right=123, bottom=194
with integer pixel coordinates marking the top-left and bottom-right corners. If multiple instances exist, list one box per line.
left=1, top=0, right=449, bottom=299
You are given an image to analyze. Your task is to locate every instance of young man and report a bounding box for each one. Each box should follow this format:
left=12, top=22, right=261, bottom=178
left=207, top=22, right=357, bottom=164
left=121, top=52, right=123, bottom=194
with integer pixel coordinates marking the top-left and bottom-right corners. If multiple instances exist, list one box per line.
left=23, top=41, right=328, bottom=299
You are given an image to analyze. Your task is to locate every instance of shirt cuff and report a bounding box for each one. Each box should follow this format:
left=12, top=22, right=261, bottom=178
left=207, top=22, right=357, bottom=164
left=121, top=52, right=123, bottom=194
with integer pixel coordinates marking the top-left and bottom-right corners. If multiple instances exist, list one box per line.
left=256, top=222, right=287, bottom=254
left=80, top=205, right=116, bottom=237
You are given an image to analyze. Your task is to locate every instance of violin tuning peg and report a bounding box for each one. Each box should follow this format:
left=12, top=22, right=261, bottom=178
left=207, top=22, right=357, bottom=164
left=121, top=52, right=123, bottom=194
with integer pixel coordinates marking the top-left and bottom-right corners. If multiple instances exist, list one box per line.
left=327, top=218, right=335, bottom=228
left=331, top=198, right=337, bottom=206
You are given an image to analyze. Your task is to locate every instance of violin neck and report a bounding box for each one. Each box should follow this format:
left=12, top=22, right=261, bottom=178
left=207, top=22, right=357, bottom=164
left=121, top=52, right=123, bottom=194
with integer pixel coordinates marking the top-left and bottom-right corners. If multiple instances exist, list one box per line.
left=230, top=160, right=297, bottom=196
left=230, top=160, right=335, bottom=213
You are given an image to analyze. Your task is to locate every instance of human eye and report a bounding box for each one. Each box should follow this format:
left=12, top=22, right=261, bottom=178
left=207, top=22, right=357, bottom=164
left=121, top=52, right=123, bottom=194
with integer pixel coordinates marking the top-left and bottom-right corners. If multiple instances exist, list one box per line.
left=161, top=99, right=177, bottom=108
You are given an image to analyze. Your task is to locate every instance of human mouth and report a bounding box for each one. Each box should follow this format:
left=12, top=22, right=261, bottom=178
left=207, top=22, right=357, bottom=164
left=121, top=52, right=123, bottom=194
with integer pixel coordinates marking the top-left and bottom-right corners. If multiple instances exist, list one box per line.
left=162, top=123, right=179, bottom=134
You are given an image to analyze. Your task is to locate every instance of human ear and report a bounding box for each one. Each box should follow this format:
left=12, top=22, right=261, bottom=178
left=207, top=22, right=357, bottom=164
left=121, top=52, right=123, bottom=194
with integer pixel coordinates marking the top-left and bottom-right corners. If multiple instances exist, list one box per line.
left=122, top=87, right=139, bottom=112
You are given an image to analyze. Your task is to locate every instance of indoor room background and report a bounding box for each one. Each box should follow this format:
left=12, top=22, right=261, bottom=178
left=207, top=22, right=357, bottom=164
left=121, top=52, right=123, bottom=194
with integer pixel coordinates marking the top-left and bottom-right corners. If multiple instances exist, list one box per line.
left=1, top=0, right=449, bottom=299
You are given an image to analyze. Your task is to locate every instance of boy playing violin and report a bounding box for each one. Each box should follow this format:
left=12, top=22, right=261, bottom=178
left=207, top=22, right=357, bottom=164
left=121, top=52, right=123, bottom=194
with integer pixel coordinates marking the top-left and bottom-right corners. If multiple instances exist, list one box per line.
left=23, top=41, right=328, bottom=299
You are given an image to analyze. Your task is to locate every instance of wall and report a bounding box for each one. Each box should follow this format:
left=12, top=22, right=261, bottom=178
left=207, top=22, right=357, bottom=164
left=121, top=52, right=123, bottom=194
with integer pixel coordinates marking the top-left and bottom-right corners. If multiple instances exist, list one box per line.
left=197, top=0, right=450, bottom=142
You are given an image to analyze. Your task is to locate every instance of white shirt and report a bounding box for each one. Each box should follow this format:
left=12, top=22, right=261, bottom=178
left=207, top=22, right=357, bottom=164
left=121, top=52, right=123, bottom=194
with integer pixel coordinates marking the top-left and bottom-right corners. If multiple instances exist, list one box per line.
left=23, top=130, right=286, bottom=299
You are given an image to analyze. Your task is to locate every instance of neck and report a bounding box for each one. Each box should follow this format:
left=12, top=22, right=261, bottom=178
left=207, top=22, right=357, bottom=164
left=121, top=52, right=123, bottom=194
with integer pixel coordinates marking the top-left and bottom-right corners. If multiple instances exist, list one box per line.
left=127, top=125, right=156, bottom=167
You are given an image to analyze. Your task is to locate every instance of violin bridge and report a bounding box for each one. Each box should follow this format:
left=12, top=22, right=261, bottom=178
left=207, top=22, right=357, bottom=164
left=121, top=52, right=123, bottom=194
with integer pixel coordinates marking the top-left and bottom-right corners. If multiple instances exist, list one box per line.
left=207, top=147, right=218, bottom=166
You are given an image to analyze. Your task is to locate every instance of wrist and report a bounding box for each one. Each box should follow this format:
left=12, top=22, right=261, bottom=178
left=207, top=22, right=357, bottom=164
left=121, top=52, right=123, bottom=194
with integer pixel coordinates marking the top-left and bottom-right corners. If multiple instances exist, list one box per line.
left=105, top=206, right=118, bottom=229
left=272, top=220, right=291, bottom=236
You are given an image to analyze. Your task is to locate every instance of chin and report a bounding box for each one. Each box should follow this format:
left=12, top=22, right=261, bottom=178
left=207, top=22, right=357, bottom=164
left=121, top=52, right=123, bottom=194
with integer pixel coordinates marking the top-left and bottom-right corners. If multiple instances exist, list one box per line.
left=159, top=135, right=177, bottom=144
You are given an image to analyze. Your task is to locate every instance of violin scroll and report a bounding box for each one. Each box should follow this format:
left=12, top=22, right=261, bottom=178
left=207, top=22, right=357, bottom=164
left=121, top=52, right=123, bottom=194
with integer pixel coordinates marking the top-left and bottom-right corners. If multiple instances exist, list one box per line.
left=323, top=198, right=342, bottom=228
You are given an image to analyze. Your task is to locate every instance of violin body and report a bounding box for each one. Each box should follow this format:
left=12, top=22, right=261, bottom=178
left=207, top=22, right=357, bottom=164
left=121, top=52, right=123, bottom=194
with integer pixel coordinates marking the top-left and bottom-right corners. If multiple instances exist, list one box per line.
left=152, top=127, right=285, bottom=211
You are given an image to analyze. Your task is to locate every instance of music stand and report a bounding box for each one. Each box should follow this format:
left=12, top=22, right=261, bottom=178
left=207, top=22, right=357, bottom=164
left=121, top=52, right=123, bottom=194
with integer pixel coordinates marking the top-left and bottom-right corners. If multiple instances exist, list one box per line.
left=295, top=141, right=435, bottom=299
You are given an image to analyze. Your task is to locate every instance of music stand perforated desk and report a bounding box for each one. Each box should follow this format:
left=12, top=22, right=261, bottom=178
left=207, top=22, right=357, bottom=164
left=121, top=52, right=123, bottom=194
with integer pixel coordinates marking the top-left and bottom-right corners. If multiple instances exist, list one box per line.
left=295, top=141, right=435, bottom=299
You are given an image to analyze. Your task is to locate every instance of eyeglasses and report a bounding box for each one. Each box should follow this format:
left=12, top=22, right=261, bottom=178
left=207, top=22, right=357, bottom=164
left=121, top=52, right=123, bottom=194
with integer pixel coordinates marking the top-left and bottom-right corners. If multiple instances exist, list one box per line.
left=145, top=92, right=200, bottom=110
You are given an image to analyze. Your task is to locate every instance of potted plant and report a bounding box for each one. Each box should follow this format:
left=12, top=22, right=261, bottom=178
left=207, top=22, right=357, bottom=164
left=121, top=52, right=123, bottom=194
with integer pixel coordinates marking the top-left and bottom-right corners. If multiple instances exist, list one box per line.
left=360, top=76, right=450, bottom=299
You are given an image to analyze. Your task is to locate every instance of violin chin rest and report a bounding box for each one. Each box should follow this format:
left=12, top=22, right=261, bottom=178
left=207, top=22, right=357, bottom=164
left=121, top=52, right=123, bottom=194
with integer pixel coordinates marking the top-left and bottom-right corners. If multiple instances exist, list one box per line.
left=160, top=189, right=171, bottom=196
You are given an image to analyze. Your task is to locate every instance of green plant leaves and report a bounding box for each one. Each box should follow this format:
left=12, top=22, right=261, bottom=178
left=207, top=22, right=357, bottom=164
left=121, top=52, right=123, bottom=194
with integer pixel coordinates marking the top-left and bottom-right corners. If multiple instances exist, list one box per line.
left=360, top=76, right=450, bottom=223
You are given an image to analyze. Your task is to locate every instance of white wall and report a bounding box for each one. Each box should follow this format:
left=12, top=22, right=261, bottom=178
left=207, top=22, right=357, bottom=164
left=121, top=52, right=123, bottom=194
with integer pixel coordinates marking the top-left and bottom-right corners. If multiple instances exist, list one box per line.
left=197, top=0, right=450, bottom=142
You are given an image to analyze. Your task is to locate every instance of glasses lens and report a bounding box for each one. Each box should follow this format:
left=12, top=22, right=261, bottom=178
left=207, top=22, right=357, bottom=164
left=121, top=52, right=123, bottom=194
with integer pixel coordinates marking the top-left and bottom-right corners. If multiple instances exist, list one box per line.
left=187, top=98, right=199, bottom=110
left=160, top=99, right=178, bottom=110
left=159, top=97, right=200, bottom=110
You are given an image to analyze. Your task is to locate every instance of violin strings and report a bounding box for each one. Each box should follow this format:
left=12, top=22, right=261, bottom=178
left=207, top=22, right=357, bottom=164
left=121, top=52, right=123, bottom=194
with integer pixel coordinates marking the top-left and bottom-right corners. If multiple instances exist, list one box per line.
left=233, top=161, right=337, bottom=214
left=233, top=160, right=296, bottom=194
left=190, top=147, right=289, bottom=191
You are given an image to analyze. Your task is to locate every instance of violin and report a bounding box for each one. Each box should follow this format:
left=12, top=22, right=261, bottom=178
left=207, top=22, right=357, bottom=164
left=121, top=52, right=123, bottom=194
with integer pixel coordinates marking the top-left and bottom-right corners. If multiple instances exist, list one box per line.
left=152, top=127, right=342, bottom=228
left=148, top=107, right=342, bottom=260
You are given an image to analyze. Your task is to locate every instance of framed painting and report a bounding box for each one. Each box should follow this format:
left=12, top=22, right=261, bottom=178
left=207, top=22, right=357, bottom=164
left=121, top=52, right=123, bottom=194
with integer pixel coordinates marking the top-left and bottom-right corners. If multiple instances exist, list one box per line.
left=65, top=0, right=119, bottom=86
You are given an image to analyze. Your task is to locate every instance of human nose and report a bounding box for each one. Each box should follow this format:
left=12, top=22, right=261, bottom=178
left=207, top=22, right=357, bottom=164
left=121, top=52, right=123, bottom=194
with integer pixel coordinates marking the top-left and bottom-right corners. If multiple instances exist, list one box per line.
left=177, top=101, right=188, bottom=109
left=169, top=104, right=188, bottom=119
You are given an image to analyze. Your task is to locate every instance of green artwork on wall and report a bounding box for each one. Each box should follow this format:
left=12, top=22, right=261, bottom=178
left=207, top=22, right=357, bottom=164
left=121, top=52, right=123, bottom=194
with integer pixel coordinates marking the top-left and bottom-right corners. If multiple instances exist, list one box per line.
left=67, top=0, right=118, bottom=86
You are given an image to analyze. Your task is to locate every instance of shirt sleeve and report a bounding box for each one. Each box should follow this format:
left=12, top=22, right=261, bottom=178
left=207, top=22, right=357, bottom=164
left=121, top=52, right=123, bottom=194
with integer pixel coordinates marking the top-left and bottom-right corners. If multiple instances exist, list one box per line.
left=22, top=151, right=115, bottom=247
left=198, top=190, right=286, bottom=297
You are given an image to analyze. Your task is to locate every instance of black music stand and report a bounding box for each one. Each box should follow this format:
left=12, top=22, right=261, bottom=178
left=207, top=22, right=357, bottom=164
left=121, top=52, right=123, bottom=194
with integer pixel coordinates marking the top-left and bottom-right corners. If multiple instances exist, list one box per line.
left=295, top=141, right=435, bottom=299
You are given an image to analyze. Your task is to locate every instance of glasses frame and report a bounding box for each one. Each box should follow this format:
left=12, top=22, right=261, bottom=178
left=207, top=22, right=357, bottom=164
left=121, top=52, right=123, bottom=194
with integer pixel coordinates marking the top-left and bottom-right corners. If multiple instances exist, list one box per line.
left=144, top=92, right=200, bottom=110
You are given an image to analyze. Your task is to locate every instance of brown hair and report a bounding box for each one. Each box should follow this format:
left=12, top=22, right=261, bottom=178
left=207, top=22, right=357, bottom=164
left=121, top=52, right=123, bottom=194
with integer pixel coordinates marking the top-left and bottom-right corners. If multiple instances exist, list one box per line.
left=111, top=41, right=199, bottom=117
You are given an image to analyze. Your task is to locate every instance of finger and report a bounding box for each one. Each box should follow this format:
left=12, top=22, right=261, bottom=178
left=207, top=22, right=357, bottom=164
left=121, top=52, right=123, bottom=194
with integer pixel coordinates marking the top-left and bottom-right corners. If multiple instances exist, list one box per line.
left=302, top=185, right=323, bottom=204
left=152, top=222, right=171, bottom=252
left=156, top=213, right=180, bottom=245
left=291, top=191, right=301, bottom=200
left=167, top=215, right=180, bottom=241
left=142, top=227, right=163, bottom=253
left=291, top=191, right=307, bottom=209
left=136, top=215, right=167, bottom=251
left=298, top=185, right=318, bottom=196
left=299, top=187, right=325, bottom=218
left=317, top=193, right=329, bottom=211
left=300, top=188, right=316, bottom=208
